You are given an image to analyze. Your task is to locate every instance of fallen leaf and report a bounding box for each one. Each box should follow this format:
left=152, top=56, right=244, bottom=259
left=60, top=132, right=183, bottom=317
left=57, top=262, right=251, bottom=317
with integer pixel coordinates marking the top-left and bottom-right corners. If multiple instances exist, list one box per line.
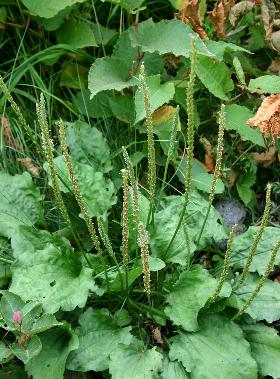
left=272, top=30, right=280, bottom=53
left=227, top=168, right=239, bottom=187
left=152, top=326, right=164, bottom=346
left=1, top=116, right=23, bottom=152
left=229, top=1, right=255, bottom=26
left=268, top=57, right=280, bottom=75
left=200, top=136, right=215, bottom=172
left=209, top=0, right=236, bottom=38
left=176, top=0, right=209, bottom=40
left=261, top=0, right=275, bottom=42
left=16, top=157, right=41, bottom=177
left=247, top=94, right=280, bottom=142
left=249, top=146, right=277, bottom=167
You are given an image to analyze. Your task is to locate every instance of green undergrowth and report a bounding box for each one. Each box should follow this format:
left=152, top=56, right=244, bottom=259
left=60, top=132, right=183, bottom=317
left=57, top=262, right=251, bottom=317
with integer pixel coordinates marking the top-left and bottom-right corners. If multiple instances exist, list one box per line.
left=0, top=1, right=280, bottom=378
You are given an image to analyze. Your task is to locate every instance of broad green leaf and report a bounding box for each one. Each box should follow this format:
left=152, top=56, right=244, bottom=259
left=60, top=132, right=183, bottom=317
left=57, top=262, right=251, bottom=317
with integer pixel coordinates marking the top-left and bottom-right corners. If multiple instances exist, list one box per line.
left=73, top=90, right=113, bottom=119
left=113, top=28, right=164, bottom=75
left=230, top=227, right=280, bottom=275
left=205, top=40, right=251, bottom=61
left=150, top=193, right=226, bottom=265
left=0, top=291, right=25, bottom=331
left=0, top=341, right=13, bottom=364
left=21, top=0, right=86, bottom=18
left=135, top=75, right=175, bottom=123
left=176, top=157, right=224, bottom=194
left=10, top=336, right=42, bottom=364
left=66, top=120, right=112, bottom=172
left=91, top=22, right=117, bottom=45
left=0, top=172, right=43, bottom=238
left=160, top=356, right=190, bottom=379
left=195, top=56, right=234, bottom=100
left=139, top=105, right=179, bottom=158
left=45, top=156, right=116, bottom=218
left=67, top=308, right=132, bottom=372
left=100, top=0, right=144, bottom=12
left=31, top=314, right=62, bottom=334
left=41, top=7, right=71, bottom=31
left=165, top=265, right=218, bottom=331
left=109, top=338, right=163, bottom=379
left=233, top=57, right=246, bottom=85
left=225, top=104, right=265, bottom=147
left=169, top=314, right=258, bottom=379
left=113, top=28, right=138, bottom=66
left=242, top=323, right=280, bottom=379
left=129, top=19, right=213, bottom=58
left=44, top=156, right=117, bottom=217
left=88, top=57, right=137, bottom=97
left=248, top=75, right=280, bottom=94
left=236, top=171, right=256, bottom=205
left=108, top=95, right=135, bottom=123
left=26, top=325, right=78, bottom=379
left=56, top=19, right=97, bottom=48
left=192, top=172, right=224, bottom=194
left=60, top=63, right=88, bottom=89
left=9, top=227, right=97, bottom=314
left=229, top=274, right=280, bottom=323
left=0, top=365, right=27, bottom=378
left=0, top=237, right=12, bottom=287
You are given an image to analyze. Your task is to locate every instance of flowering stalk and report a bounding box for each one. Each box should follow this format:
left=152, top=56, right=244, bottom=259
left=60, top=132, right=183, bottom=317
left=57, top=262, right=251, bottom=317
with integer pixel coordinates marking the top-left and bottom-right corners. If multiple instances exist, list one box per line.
left=233, top=239, right=280, bottom=320
left=122, top=147, right=139, bottom=229
left=138, top=221, right=151, bottom=295
left=139, top=64, right=156, bottom=222
left=196, top=104, right=226, bottom=248
left=235, top=183, right=272, bottom=288
left=37, top=95, right=70, bottom=226
left=121, top=169, right=129, bottom=265
left=157, top=106, right=179, bottom=210
left=0, top=75, right=35, bottom=144
left=206, top=224, right=238, bottom=306
left=58, top=119, right=102, bottom=256
left=164, top=39, right=196, bottom=257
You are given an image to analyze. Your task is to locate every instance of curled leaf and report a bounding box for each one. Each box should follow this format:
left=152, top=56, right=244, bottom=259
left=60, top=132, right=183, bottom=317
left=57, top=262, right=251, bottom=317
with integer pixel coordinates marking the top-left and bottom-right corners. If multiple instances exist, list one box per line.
left=199, top=136, right=215, bottom=172
left=247, top=94, right=280, bottom=142
left=261, top=0, right=275, bottom=42
left=249, top=146, right=277, bottom=167
left=229, top=1, right=254, bottom=27
left=209, top=0, right=236, bottom=38
left=17, top=158, right=41, bottom=177
left=176, top=0, right=209, bottom=40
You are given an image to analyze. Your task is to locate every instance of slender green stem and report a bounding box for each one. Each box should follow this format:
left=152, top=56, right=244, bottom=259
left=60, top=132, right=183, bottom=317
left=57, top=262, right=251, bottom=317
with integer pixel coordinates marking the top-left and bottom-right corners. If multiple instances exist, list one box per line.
left=196, top=104, right=226, bottom=248
left=232, top=239, right=280, bottom=320
left=234, top=183, right=272, bottom=289
left=156, top=106, right=179, bottom=211
left=164, top=39, right=196, bottom=257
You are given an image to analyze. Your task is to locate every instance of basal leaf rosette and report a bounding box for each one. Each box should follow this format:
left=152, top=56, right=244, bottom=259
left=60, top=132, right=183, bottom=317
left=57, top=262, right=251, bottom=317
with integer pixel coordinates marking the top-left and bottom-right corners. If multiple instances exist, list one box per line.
left=9, top=226, right=98, bottom=314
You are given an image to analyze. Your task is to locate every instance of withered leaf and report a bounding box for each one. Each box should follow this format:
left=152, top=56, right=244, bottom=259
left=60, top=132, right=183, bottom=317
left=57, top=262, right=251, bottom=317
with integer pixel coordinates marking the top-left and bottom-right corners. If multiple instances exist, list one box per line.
left=247, top=94, right=280, bottom=142
left=176, top=0, right=209, bottom=40
left=209, top=0, right=236, bottom=38
left=229, top=1, right=255, bottom=26
left=200, top=136, right=215, bottom=172
left=249, top=146, right=277, bottom=167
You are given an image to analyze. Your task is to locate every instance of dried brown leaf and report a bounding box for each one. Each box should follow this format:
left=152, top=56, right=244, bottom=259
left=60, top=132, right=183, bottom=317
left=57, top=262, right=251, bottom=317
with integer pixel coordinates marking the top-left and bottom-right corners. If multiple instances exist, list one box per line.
left=200, top=136, right=215, bottom=172
left=261, top=0, right=275, bottom=42
left=1, top=116, right=23, bottom=152
left=249, top=146, right=277, bottom=167
left=176, top=0, right=209, bottom=40
left=272, top=30, right=280, bottom=53
left=247, top=94, right=280, bottom=142
left=229, top=1, right=255, bottom=26
left=209, top=0, right=236, bottom=38
left=16, top=157, right=41, bottom=177
left=268, top=57, right=280, bottom=75
left=227, top=168, right=239, bottom=187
